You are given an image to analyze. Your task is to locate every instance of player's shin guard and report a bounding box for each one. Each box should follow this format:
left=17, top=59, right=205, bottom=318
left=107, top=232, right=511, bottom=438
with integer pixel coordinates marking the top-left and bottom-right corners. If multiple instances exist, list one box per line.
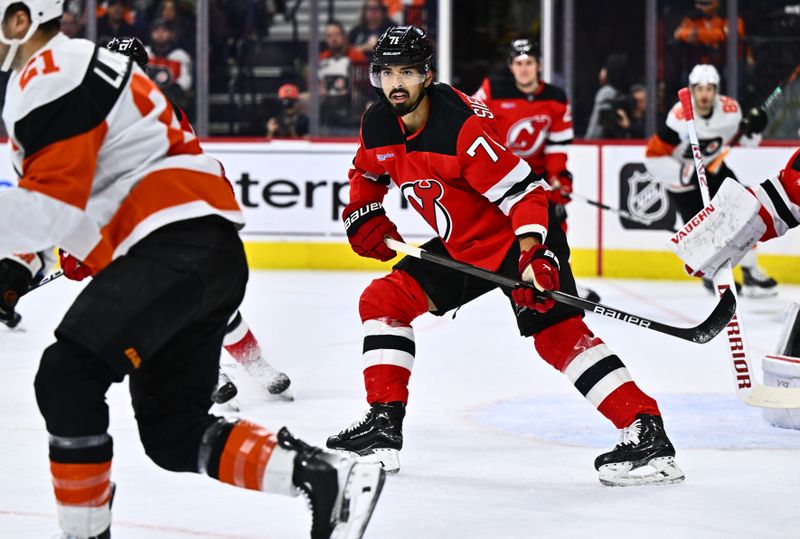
left=49, top=434, right=114, bottom=538
left=358, top=270, right=429, bottom=404
left=533, top=316, right=660, bottom=428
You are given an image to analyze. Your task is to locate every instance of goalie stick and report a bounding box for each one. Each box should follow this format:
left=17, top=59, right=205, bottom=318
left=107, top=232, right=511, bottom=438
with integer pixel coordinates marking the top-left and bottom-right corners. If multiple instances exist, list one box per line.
left=678, top=87, right=800, bottom=408
left=384, top=238, right=734, bottom=344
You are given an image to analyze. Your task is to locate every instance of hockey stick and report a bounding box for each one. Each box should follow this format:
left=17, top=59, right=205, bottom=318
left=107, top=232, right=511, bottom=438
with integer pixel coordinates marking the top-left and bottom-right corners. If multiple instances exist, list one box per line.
left=0, top=270, right=65, bottom=329
left=706, top=63, right=800, bottom=174
left=571, top=192, right=678, bottom=232
left=385, top=238, right=735, bottom=344
left=678, top=88, right=800, bottom=408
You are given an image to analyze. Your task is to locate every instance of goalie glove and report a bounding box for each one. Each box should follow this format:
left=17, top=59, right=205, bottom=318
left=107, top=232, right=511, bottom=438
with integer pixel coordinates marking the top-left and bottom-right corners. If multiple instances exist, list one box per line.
left=668, top=178, right=765, bottom=277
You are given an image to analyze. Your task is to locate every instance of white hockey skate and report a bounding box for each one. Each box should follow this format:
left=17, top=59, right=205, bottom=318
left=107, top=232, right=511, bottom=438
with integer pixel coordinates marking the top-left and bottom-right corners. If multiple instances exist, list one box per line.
left=243, top=358, right=294, bottom=401
left=595, top=414, right=685, bottom=487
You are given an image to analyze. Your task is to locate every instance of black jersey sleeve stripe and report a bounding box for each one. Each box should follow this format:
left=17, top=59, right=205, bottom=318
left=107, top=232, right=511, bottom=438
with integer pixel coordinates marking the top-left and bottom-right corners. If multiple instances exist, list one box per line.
left=492, top=169, right=545, bottom=207
left=762, top=179, right=800, bottom=229
left=545, top=138, right=574, bottom=146
left=15, top=47, right=132, bottom=157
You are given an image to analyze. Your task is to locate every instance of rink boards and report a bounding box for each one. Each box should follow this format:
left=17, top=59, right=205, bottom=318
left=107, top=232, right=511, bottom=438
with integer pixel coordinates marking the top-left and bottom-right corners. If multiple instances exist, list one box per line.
left=0, top=140, right=797, bottom=282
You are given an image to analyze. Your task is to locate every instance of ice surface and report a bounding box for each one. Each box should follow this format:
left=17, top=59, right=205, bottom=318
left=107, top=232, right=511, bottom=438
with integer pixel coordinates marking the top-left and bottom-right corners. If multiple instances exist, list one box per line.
left=2, top=272, right=799, bottom=538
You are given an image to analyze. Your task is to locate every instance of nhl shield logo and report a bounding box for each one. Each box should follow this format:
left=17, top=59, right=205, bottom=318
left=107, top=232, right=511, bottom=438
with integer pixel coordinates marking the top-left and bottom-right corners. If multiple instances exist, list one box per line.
left=626, top=170, right=669, bottom=224
left=402, top=179, right=453, bottom=241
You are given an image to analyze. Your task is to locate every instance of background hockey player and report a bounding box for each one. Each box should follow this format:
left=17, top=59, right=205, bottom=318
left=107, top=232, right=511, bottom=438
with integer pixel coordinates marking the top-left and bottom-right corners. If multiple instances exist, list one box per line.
left=645, top=63, right=776, bottom=297
left=472, top=38, right=599, bottom=303
left=0, top=3, right=383, bottom=538
left=106, top=36, right=293, bottom=406
left=327, top=25, right=684, bottom=487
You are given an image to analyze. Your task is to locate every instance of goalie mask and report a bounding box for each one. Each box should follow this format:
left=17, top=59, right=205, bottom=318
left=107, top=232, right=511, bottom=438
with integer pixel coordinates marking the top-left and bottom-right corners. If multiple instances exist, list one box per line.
left=0, top=0, right=64, bottom=71
left=370, top=25, right=434, bottom=116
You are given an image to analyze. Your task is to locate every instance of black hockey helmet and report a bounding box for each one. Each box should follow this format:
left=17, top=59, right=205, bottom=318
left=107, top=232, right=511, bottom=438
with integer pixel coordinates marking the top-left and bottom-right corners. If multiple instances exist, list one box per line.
left=107, top=36, right=148, bottom=69
left=370, top=25, right=434, bottom=82
left=508, top=38, right=540, bottom=63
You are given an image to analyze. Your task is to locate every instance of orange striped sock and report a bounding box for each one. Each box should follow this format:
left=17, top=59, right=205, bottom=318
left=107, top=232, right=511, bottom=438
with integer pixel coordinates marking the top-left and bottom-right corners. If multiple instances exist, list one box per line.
left=217, top=420, right=280, bottom=491
left=50, top=460, right=113, bottom=537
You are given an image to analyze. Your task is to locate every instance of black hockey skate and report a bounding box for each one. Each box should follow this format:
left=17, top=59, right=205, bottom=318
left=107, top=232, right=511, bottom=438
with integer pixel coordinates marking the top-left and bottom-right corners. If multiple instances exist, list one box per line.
left=278, top=428, right=385, bottom=539
left=326, top=402, right=405, bottom=473
left=211, top=370, right=238, bottom=404
left=594, top=414, right=684, bottom=487
left=741, top=266, right=778, bottom=298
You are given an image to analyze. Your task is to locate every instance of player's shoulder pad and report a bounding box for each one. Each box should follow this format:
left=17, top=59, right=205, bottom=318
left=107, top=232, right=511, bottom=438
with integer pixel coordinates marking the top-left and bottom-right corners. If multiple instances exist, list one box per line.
left=538, top=83, right=568, bottom=104
left=430, top=83, right=478, bottom=125
left=4, top=36, right=95, bottom=124
left=361, top=99, right=405, bottom=149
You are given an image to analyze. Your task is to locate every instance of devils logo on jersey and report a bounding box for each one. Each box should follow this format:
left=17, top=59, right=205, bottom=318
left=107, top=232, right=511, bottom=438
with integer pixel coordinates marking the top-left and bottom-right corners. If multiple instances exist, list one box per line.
left=506, top=115, right=552, bottom=158
left=401, top=179, right=452, bottom=241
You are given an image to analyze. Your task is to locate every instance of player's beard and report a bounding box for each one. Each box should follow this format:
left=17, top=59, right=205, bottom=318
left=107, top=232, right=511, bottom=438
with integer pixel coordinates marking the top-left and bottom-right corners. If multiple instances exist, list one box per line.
left=387, top=88, right=423, bottom=117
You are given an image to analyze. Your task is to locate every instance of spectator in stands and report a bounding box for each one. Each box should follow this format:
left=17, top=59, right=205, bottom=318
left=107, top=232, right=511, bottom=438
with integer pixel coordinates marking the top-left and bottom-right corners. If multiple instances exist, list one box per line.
left=382, top=0, right=426, bottom=25
left=673, top=0, right=749, bottom=71
left=155, top=0, right=196, bottom=54
left=266, top=83, right=310, bottom=139
left=585, top=53, right=630, bottom=139
left=61, top=11, right=83, bottom=38
left=349, top=0, right=394, bottom=55
left=97, top=0, right=138, bottom=46
left=319, top=20, right=368, bottom=128
left=147, top=18, right=194, bottom=114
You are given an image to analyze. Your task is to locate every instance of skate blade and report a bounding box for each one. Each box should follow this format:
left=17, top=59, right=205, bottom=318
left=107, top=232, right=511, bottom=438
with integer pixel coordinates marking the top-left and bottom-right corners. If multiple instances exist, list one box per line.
left=356, top=449, right=400, bottom=474
left=598, top=456, right=685, bottom=487
left=741, top=286, right=778, bottom=299
left=331, top=462, right=385, bottom=539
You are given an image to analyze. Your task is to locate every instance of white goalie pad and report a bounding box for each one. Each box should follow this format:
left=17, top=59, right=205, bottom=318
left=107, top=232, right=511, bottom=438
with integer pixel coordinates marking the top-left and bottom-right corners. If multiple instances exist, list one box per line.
left=668, top=178, right=765, bottom=276
left=762, top=303, right=800, bottom=430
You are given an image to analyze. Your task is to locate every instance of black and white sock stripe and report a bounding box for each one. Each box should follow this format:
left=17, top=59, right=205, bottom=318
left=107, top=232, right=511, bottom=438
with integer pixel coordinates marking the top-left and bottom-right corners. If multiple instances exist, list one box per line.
left=362, top=319, right=415, bottom=371
left=562, top=343, right=632, bottom=408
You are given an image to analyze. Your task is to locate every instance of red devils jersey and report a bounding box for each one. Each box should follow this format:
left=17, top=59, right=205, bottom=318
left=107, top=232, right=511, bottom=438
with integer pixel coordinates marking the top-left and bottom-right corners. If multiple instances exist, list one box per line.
left=349, top=83, right=550, bottom=271
left=472, top=77, right=573, bottom=178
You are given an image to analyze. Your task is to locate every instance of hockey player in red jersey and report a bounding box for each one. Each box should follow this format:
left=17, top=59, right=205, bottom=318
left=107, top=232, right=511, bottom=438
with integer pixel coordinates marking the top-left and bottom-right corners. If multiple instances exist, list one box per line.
left=472, top=38, right=599, bottom=303
left=105, top=36, right=293, bottom=405
left=326, top=25, right=684, bottom=487
left=0, top=3, right=383, bottom=538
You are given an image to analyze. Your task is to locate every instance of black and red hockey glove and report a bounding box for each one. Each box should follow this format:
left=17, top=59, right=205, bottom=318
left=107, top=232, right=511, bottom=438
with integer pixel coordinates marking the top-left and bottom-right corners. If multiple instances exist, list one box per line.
left=0, top=257, right=35, bottom=326
left=342, top=201, right=403, bottom=262
left=59, top=250, right=93, bottom=281
left=512, top=244, right=560, bottom=313
left=547, top=170, right=573, bottom=206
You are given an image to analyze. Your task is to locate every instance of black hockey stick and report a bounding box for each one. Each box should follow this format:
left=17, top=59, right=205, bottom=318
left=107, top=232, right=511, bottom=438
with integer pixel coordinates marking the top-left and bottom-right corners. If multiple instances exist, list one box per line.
left=1, top=270, right=65, bottom=329
left=385, top=238, right=735, bottom=344
left=571, top=192, right=678, bottom=232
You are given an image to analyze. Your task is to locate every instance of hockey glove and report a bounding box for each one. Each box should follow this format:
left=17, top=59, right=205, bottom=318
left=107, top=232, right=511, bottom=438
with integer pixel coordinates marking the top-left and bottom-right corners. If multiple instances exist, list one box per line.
left=512, top=244, right=560, bottom=313
left=547, top=170, right=573, bottom=206
left=739, top=106, right=768, bottom=137
left=0, top=257, right=36, bottom=318
left=342, top=201, right=403, bottom=262
left=59, top=250, right=93, bottom=281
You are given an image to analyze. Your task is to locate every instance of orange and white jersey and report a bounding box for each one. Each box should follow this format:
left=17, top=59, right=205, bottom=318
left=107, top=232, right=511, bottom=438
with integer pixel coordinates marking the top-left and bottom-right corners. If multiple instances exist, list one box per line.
left=0, top=33, right=243, bottom=272
left=645, top=94, right=760, bottom=192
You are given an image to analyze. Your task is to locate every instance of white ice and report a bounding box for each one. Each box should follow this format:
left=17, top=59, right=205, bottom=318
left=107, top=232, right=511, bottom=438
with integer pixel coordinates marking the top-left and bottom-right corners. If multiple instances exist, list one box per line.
left=2, top=271, right=800, bottom=538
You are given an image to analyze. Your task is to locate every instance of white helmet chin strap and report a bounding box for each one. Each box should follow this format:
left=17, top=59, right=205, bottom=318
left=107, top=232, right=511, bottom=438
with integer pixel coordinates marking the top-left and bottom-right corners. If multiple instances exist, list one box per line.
left=0, top=21, right=40, bottom=72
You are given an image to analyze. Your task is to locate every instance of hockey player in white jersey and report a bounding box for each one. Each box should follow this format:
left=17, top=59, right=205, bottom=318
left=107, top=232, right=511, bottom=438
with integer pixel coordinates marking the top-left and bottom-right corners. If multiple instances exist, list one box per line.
left=645, top=64, right=777, bottom=297
left=0, top=2, right=384, bottom=538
